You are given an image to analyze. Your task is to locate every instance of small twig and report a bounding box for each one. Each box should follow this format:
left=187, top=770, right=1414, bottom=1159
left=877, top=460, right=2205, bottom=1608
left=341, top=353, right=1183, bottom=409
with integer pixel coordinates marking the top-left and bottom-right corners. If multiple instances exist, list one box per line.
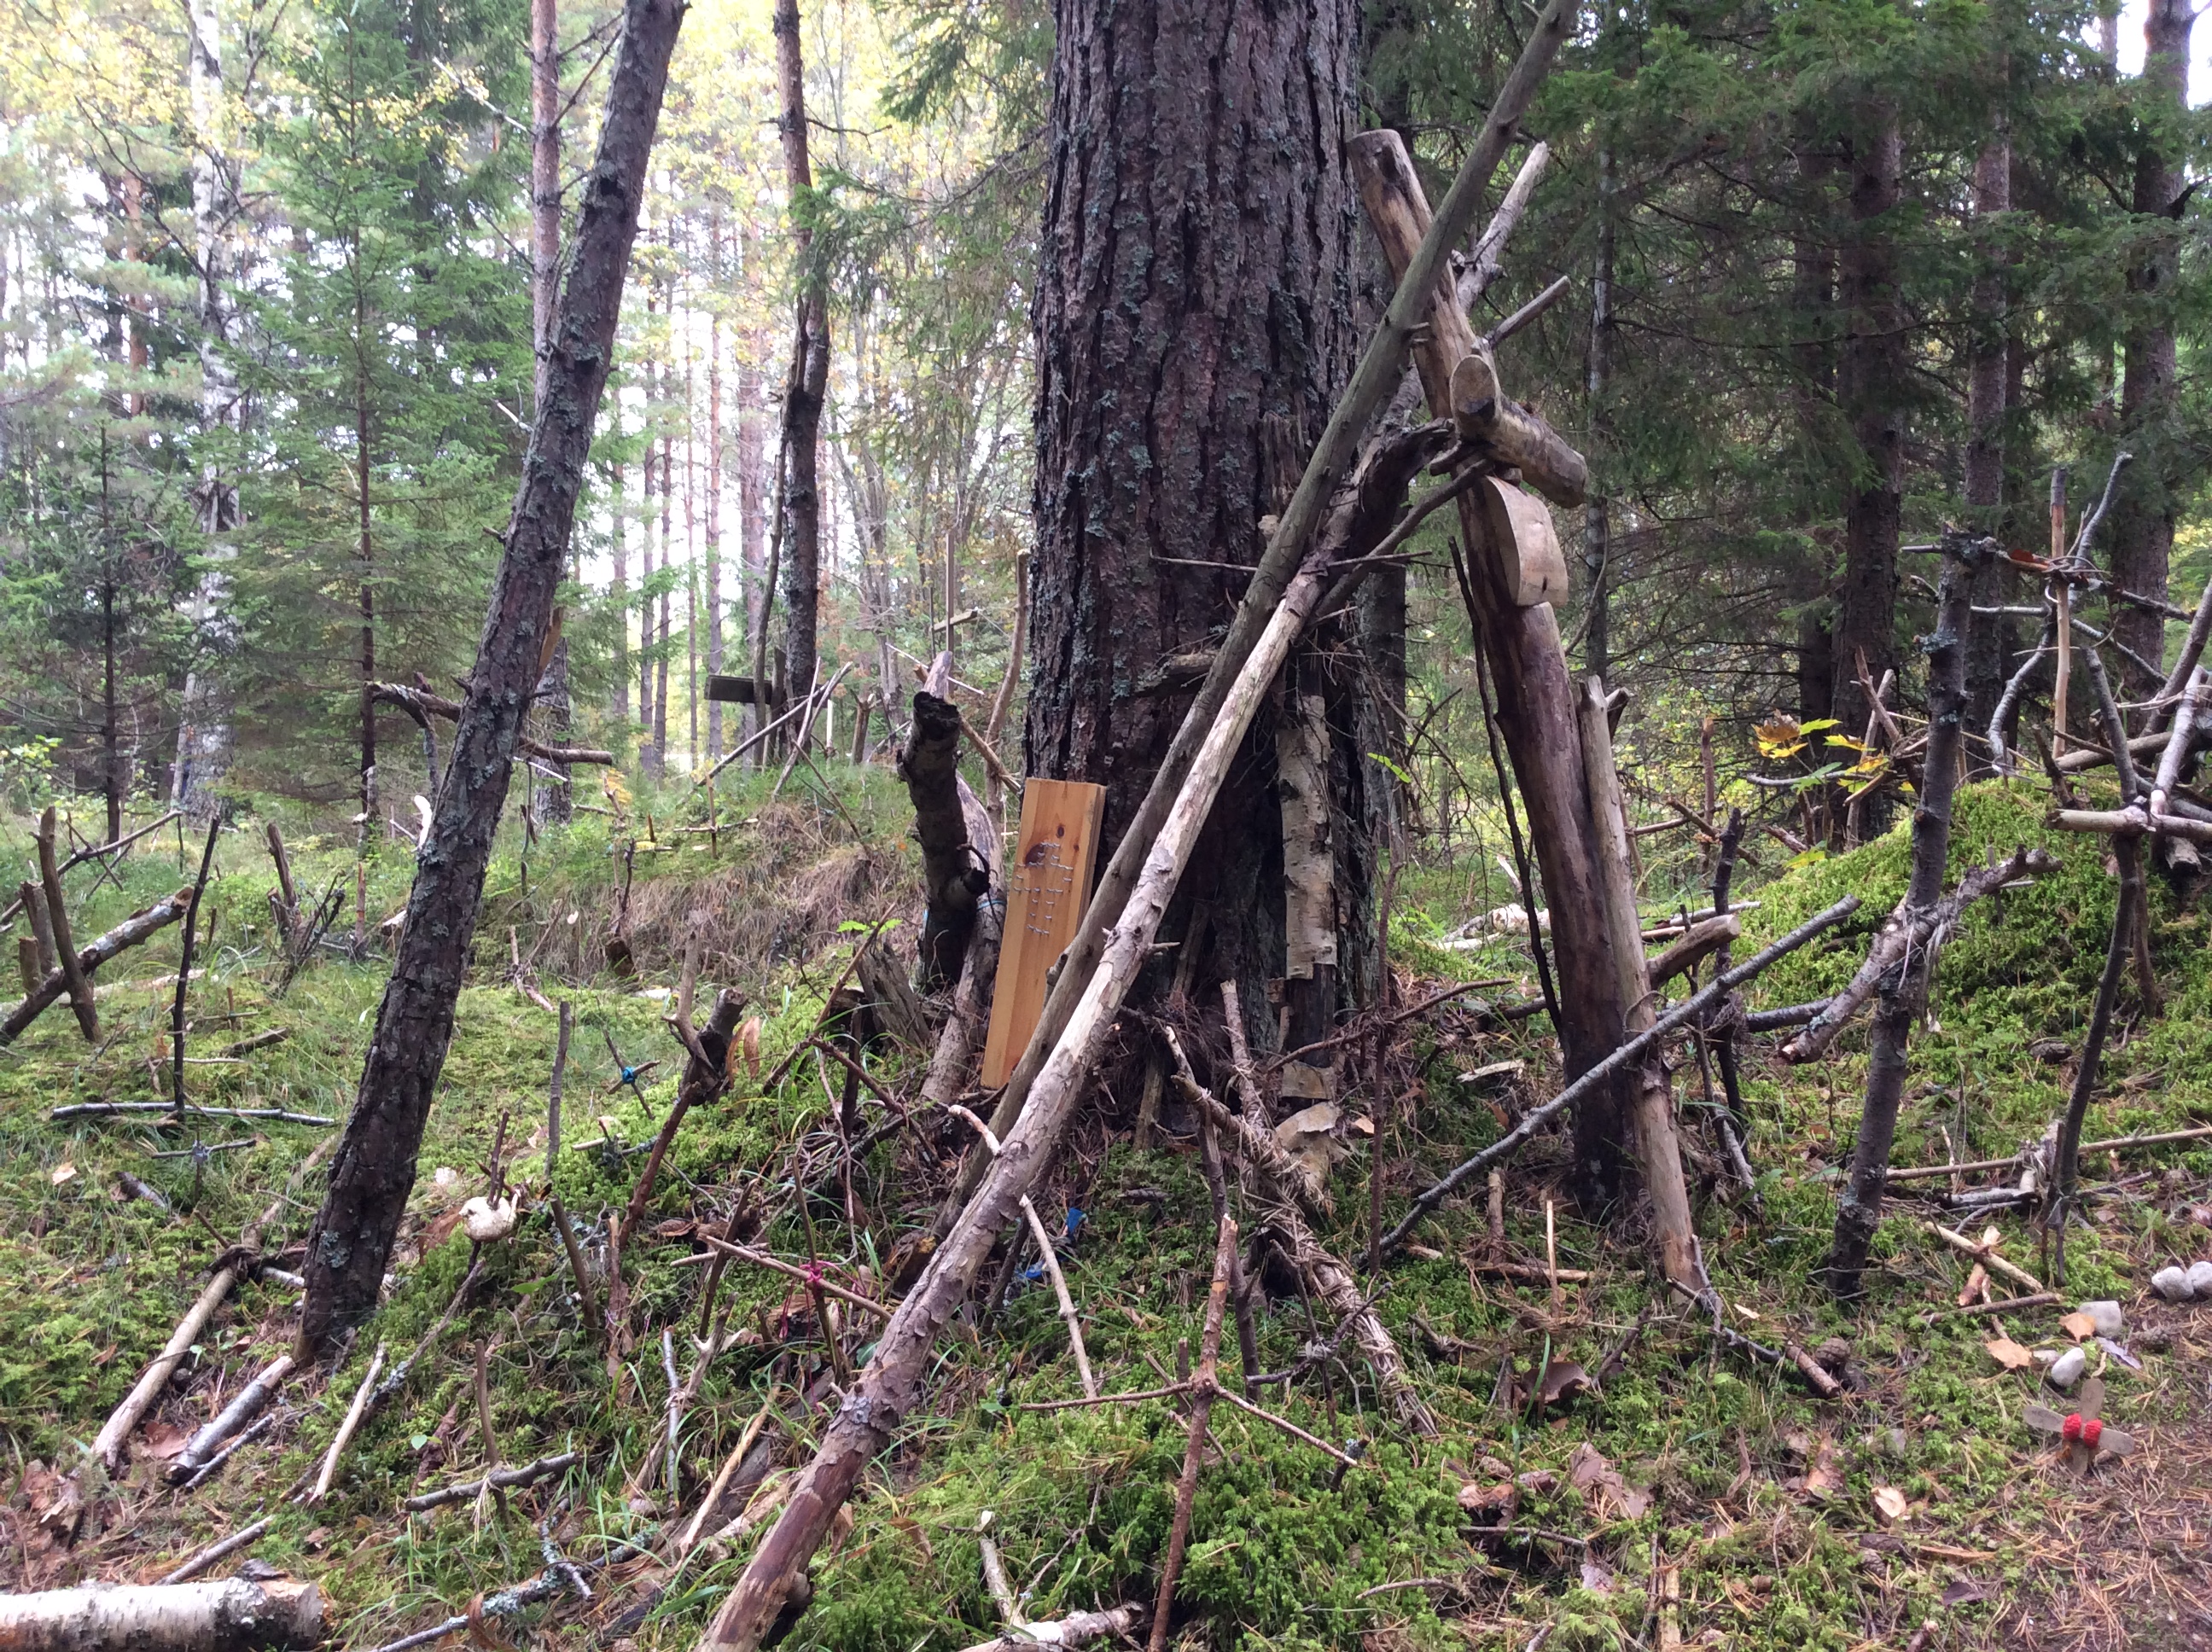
left=1919, top=1292, right=2059, bottom=1323
left=404, top=1451, right=580, bottom=1512
left=307, top=1340, right=388, bottom=1503
left=154, top=1515, right=274, bottom=1585
left=951, top=1106, right=1097, bottom=1399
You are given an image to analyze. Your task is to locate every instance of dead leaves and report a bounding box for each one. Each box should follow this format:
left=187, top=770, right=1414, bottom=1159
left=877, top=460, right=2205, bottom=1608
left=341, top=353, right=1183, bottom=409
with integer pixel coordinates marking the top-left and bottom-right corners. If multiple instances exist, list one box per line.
left=1871, top=1485, right=1912, bottom=1527
left=2058, top=1310, right=2098, bottom=1342
left=1985, top=1335, right=2036, bottom=1371
left=1567, top=1443, right=1650, bottom=1520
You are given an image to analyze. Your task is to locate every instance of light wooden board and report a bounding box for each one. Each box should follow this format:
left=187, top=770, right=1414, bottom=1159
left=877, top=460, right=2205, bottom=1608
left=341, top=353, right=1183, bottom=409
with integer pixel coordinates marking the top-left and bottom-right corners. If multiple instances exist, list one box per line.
left=979, top=778, right=1106, bottom=1088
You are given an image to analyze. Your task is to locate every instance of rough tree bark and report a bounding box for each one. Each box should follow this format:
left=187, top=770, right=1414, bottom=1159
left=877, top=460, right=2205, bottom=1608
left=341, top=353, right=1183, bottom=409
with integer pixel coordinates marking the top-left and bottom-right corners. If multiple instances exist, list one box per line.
left=1023, top=0, right=1367, bottom=1046
left=1831, top=99, right=1903, bottom=800
left=775, top=0, right=829, bottom=727
left=298, top=0, right=684, bottom=1352
left=2106, top=0, right=2196, bottom=695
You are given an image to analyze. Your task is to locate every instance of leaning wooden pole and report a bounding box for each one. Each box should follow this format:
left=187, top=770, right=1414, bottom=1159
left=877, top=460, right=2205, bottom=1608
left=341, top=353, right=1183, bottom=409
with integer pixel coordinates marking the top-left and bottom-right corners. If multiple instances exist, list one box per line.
left=298, top=0, right=684, bottom=1354
left=1578, top=678, right=1697, bottom=1286
left=945, top=0, right=1575, bottom=1226
left=1348, top=129, right=1638, bottom=1194
left=1822, top=535, right=1988, bottom=1297
left=699, top=547, right=1356, bottom=1652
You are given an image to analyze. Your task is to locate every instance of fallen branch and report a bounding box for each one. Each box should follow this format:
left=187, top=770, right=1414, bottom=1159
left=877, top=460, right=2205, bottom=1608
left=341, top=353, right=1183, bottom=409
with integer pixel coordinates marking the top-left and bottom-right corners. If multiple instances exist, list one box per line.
left=1168, top=1042, right=1435, bottom=1433
left=306, top=1340, right=388, bottom=1503
left=952, top=1107, right=1097, bottom=1399
left=403, top=1450, right=580, bottom=1512
left=1147, top=1216, right=1236, bottom=1652
left=154, top=1516, right=275, bottom=1585
left=370, top=682, right=614, bottom=765
left=3, top=887, right=194, bottom=1048
left=1919, top=1291, right=2059, bottom=1323
left=356, top=1563, right=586, bottom=1652
left=169, top=1354, right=294, bottom=1483
left=49, top=1100, right=335, bottom=1126
left=0, top=1579, right=323, bottom=1651
left=1924, top=1223, right=2045, bottom=1294
left=682, top=1236, right=895, bottom=1319
left=1666, top=1276, right=1842, bottom=1399
left=1382, top=895, right=1863, bottom=1255
left=1783, top=848, right=2057, bottom=1063
left=178, top=1411, right=282, bottom=1491
left=92, top=1268, right=241, bottom=1473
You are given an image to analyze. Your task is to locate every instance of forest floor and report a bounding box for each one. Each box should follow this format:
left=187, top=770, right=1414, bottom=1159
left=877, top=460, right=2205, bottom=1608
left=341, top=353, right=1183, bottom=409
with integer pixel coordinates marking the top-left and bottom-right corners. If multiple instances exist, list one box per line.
left=0, top=772, right=2209, bottom=1651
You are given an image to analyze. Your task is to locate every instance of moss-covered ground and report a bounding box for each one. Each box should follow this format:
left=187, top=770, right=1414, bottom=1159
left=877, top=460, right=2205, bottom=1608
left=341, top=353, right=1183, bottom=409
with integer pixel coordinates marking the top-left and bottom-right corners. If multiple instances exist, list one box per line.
left=2, top=773, right=2207, bottom=1650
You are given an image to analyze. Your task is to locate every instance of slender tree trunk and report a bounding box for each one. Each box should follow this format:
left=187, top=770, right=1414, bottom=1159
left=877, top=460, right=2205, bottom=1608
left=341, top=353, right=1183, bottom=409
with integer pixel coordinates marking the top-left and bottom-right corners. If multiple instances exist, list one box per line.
left=739, top=334, right=765, bottom=742
left=707, top=274, right=725, bottom=759
left=357, top=361, right=377, bottom=829
left=775, top=0, right=827, bottom=733
left=1825, top=540, right=1982, bottom=1296
left=102, top=570, right=121, bottom=841
left=610, top=421, right=629, bottom=723
left=2108, top=0, right=2195, bottom=695
left=656, top=398, right=672, bottom=771
left=1793, top=134, right=1837, bottom=735
left=1582, top=148, right=1615, bottom=680
left=300, top=0, right=684, bottom=1353
left=532, top=0, right=572, bottom=823
left=1831, top=102, right=1903, bottom=820
left=1962, top=92, right=2011, bottom=766
left=173, top=0, right=237, bottom=820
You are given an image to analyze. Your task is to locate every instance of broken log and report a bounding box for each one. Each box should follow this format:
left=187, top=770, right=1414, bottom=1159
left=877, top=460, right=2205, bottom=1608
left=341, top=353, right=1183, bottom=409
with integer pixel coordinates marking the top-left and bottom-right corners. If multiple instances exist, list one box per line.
left=900, top=685, right=994, bottom=989
left=1579, top=675, right=1697, bottom=1288
left=1351, top=124, right=1638, bottom=1197
left=1447, top=347, right=1588, bottom=507
left=18, top=881, right=55, bottom=983
left=3, top=886, right=200, bottom=1046
left=169, top=1355, right=293, bottom=1483
left=0, top=1579, right=323, bottom=1651
left=36, top=806, right=97, bottom=1040
left=1646, top=915, right=1738, bottom=986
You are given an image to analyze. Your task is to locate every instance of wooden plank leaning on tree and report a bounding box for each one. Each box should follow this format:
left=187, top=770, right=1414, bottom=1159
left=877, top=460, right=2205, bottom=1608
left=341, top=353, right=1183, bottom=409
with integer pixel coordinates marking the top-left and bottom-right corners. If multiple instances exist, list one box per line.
left=940, top=0, right=1579, bottom=1236
left=296, top=0, right=686, bottom=1356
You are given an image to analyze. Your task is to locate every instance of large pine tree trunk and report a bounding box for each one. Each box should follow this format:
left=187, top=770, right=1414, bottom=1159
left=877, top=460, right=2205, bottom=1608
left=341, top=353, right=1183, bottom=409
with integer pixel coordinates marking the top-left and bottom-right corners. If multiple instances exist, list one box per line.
left=2108, top=0, right=2194, bottom=695
left=1831, top=102, right=1903, bottom=811
left=300, top=0, right=684, bottom=1352
left=1027, top=0, right=1368, bottom=1039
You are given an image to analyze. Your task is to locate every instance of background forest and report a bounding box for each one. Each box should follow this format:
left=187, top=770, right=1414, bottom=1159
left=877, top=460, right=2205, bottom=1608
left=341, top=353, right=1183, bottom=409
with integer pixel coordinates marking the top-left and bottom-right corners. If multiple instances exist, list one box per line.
left=2, top=0, right=2211, bottom=1647
left=0, top=0, right=2203, bottom=821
